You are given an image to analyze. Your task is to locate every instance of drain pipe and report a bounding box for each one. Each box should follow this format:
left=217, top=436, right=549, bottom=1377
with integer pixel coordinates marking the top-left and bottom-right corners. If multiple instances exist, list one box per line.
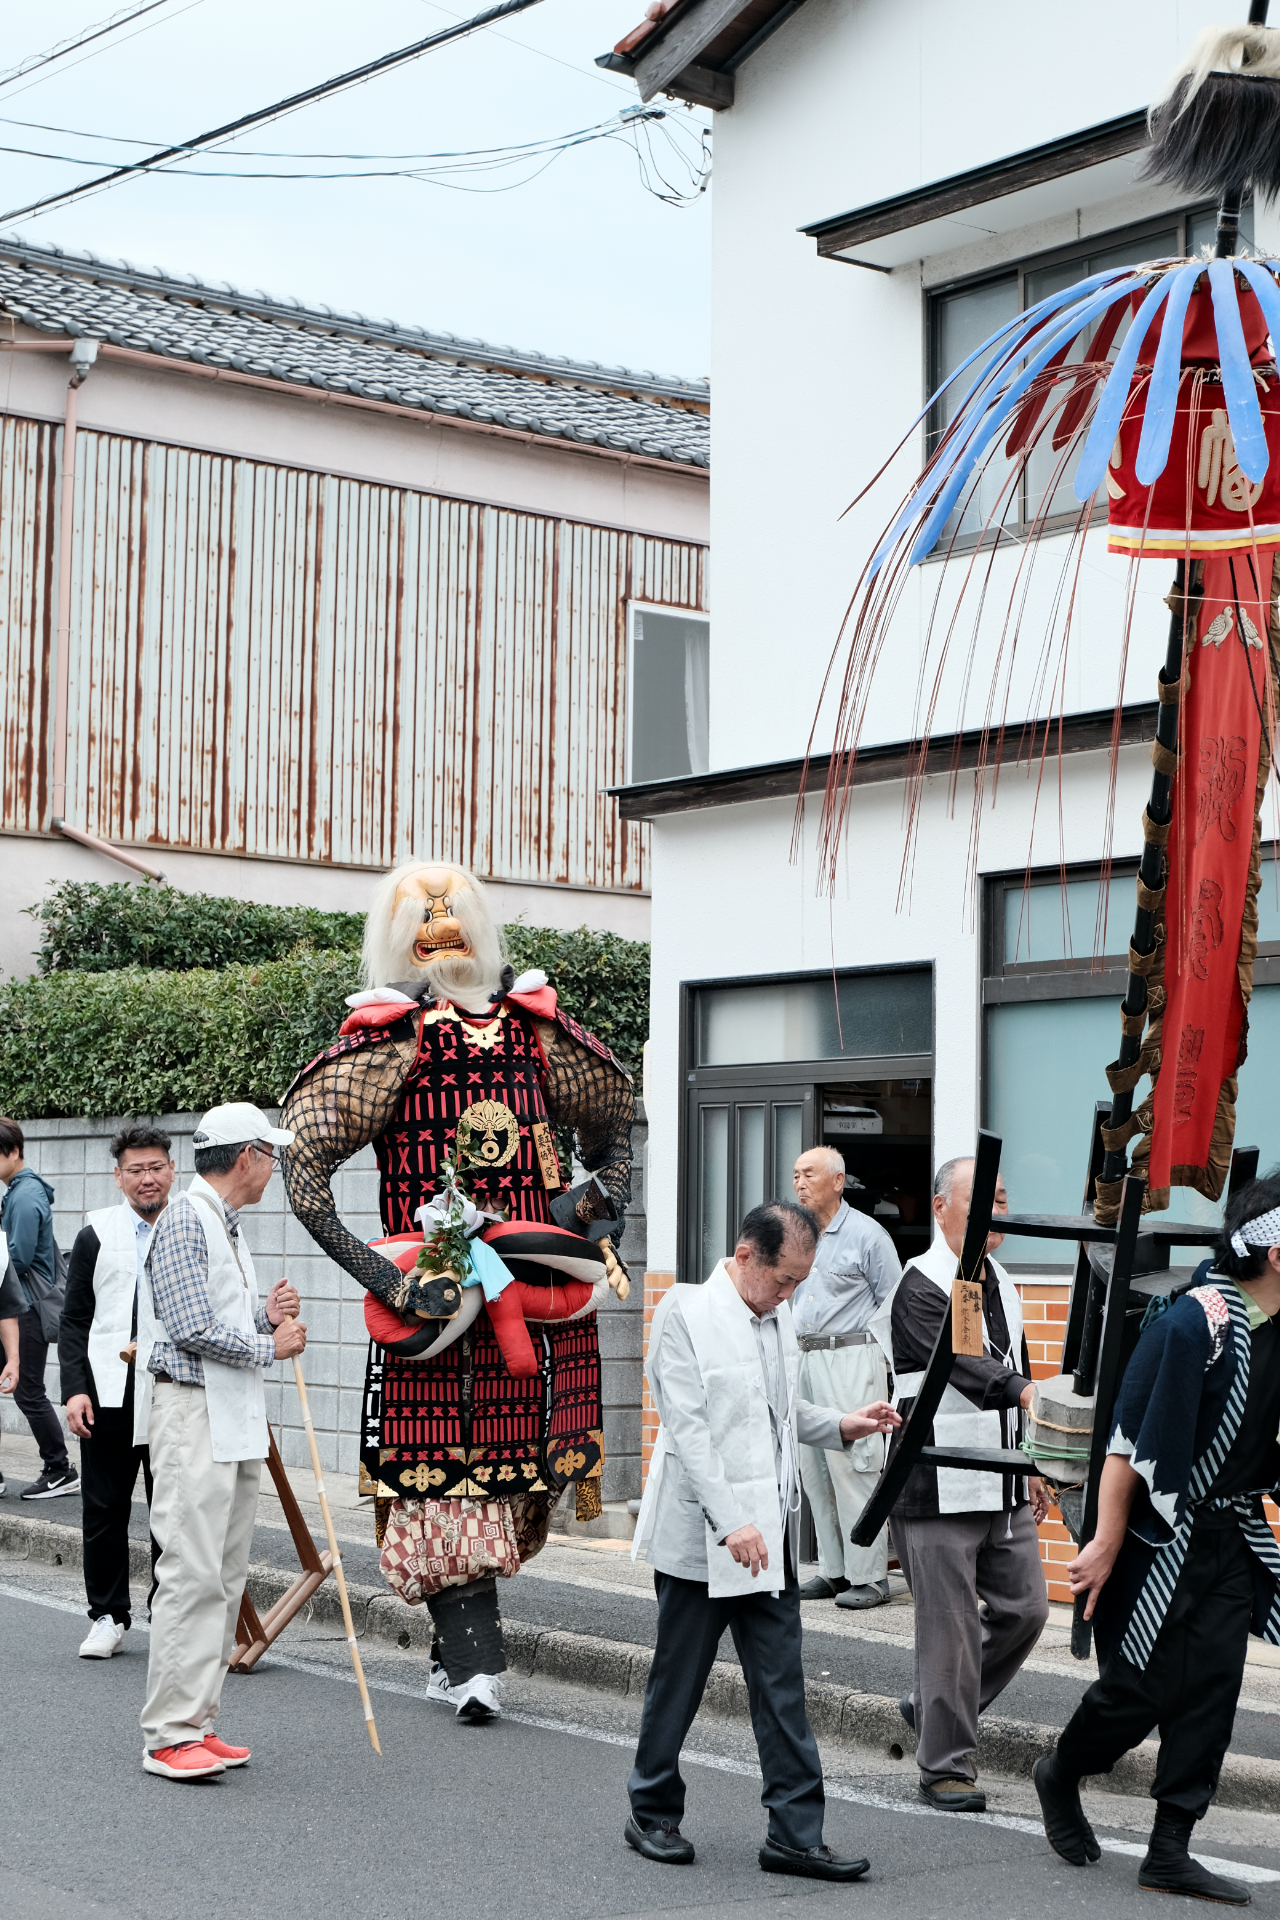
left=49, top=334, right=98, bottom=825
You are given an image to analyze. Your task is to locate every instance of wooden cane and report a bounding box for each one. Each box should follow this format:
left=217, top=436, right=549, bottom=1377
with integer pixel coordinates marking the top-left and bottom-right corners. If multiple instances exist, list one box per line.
left=287, top=1327, right=381, bottom=1754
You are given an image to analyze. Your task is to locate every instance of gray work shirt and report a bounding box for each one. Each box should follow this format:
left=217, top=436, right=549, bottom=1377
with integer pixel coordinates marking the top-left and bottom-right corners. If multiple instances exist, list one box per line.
left=790, top=1200, right=902, bottom=1340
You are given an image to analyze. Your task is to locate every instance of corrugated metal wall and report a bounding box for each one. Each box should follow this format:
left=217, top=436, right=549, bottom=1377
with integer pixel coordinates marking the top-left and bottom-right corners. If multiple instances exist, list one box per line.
left=0, top=419, right=708, bottom=889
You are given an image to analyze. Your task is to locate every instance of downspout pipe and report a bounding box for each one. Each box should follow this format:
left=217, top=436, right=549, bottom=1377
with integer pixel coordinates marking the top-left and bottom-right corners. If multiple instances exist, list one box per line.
left=49, top=334, right=97, bottom=827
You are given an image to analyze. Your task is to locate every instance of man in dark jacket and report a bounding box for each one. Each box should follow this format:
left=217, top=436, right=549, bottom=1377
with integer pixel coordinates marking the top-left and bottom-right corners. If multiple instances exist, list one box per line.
left=0, top=1116, right=77, bottom=1501
left=873, top=1156, right=1048, bottom=1813
left=59, top=1123, right=173, bottom=1657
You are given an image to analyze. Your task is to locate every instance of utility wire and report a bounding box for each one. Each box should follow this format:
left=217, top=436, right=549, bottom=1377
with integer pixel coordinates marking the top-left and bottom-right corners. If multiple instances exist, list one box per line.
left=0, top=0, right=175, bottom=94
left=0, top=0, right=549, bottom=225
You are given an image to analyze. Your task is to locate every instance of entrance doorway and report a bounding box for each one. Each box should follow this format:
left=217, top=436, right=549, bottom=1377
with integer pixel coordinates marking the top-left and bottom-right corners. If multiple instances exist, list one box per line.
left=681, top=966, right=934, bottom=1282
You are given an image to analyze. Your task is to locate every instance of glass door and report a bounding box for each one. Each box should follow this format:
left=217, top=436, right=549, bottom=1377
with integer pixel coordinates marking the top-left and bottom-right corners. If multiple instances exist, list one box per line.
left=687, top=1085, right=814, bottom=1282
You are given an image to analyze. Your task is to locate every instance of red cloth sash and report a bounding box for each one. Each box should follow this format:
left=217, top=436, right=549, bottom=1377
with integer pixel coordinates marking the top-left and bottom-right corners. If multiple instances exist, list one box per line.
left=1148, top=550, right=1269, bottom=1187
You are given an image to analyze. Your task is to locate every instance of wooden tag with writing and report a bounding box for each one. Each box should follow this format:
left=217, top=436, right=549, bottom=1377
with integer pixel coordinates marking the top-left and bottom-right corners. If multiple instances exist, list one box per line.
left=951, top=1275, right=984, bottom=1357
left=531, top=1120, right=562, bottom=1192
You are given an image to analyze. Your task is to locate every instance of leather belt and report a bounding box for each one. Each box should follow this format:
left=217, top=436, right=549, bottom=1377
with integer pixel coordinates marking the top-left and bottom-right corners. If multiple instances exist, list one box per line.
left=796, top=1331, right=876, bottom=1352
left=153, top=1370, right=174, bottom=1384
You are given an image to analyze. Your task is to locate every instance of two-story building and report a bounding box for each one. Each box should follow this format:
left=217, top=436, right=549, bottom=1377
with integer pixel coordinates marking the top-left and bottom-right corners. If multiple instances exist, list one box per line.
left=0, top=234, right=710, bottom=980
left=604, top=1, right=1280, bottom=1299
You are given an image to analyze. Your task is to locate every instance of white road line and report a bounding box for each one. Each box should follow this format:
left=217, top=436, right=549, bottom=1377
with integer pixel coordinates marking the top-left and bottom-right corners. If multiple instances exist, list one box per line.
left=1, top=1579, right=1276, bottom=1885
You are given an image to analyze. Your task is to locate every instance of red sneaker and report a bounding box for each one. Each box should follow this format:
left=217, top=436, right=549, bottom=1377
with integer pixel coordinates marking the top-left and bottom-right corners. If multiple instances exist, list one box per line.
left=143, top=1741, right=226, bottom=1780
left=202, top=1735, right=251, bottom=1768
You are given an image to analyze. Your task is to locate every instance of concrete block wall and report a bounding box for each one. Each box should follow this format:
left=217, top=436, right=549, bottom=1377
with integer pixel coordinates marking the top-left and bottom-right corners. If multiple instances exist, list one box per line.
left=5, top=1105, right=647, bottom=1500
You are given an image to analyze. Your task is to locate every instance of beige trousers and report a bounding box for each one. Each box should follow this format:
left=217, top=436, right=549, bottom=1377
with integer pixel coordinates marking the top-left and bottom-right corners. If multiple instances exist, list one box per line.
left=141, top=1380, right=262, bottom=1751
left=797, top=1341, right=890, bottom=1587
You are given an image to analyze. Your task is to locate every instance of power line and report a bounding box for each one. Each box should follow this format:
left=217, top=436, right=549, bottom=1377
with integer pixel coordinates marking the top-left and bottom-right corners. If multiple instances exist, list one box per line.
left=0, top=0, right=550, bottom=225
left=0, top=0, right=176, bottom=94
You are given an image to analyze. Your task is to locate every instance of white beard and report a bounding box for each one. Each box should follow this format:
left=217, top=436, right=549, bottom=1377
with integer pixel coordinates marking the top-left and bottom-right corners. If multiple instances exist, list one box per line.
left=418, top=950, right=501, bottom=1008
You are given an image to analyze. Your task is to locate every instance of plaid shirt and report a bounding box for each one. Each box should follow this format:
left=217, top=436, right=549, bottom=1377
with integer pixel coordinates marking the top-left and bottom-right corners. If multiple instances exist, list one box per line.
left=146, top=1190, right=275, bottom=1387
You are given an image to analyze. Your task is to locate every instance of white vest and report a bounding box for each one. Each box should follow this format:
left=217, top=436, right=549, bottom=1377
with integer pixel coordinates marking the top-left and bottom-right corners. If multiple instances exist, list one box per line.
left=134, top=1175, right=270, bottom=1463
left=85, top=1201, right=146, bottom=1409
left=634, top=1263, right=799, bottom=1598
left=871, top=1232, right=1025, bottom=1515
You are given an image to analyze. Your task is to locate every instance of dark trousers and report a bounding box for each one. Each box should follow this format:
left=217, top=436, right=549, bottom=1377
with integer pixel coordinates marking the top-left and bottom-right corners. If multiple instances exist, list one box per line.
left=14, top=1308, right=68, bottom=1472
left=628, top=1568, right=825, bottom=1851
left=1057, top=1525, right=1255, bottom=1820
left=81, top=1394, right=159, bottom=1628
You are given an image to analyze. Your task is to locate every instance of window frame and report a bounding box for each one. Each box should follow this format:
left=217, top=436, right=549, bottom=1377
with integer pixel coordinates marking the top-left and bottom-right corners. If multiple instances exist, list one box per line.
left=677, top=961, right=936, bottom=1284
left=924, top=205, right=1223, bottom=558
left=624, top=599, right=711, bottom=787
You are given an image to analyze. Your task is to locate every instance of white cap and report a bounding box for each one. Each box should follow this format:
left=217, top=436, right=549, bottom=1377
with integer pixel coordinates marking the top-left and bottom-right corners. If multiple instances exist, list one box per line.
left=191, top=1102, right=294, bottom=1150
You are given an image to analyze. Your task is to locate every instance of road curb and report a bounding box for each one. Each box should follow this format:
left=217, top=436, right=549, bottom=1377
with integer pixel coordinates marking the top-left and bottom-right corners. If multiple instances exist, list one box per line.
left=4, top=1508, right=1277, bottom=1814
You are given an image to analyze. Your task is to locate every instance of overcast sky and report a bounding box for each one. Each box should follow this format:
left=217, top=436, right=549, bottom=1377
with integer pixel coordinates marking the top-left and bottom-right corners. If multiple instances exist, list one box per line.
left=0, top=0, right=712, bottom=378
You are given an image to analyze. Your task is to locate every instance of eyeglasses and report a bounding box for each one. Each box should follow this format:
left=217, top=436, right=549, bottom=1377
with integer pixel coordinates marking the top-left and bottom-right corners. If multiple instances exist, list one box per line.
left=250, top=1145, right=279, bottom=1166
left=119, top=1161, right=171, bottom=1176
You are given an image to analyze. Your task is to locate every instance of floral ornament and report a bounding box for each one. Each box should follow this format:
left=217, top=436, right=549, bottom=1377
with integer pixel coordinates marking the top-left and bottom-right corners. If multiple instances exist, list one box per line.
left=412, top=1144, right=507, bottom=1287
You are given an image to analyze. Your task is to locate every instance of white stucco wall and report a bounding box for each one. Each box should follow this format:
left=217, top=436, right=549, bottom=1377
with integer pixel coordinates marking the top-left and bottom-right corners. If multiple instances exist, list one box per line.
left=705, top=0, right=1278, bottom=771
left=645, top=742, right=1156, bottom=1274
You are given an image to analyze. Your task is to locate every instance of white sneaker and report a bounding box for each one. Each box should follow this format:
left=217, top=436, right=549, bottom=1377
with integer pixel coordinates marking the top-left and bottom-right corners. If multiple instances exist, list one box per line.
left=425, top=1660, right=454, bottom=1705
left=79, top=1616, right=125, bottom=1659
left=452, top=1672, right=502, bottom=1723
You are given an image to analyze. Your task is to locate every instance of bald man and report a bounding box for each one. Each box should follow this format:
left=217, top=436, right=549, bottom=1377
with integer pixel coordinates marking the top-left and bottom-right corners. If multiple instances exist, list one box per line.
left=791, top=1148, right=901, bottom=1609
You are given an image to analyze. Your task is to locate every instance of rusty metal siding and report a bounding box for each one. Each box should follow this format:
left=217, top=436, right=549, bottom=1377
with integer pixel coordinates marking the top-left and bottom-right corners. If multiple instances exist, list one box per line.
left=0, top=416, right=57, bottom=832
left=13, top=421, right=708, bottom=890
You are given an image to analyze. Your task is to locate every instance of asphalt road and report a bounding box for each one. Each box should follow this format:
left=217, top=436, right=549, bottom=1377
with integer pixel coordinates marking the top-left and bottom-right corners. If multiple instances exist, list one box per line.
left=4, top=1556, right=1280, bottom=1920
left=28, top=1482, right=1280, bottom=1765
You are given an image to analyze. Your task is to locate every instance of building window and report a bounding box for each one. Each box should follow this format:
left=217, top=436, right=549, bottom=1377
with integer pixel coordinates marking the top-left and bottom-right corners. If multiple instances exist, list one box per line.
left=681, top=966, right=934, bottom=1282
left=982, top=851, right=1280, bottom=1265
left=627, top=604, right=710, bottom=783
left=927, top=204, right=1255, bottom=550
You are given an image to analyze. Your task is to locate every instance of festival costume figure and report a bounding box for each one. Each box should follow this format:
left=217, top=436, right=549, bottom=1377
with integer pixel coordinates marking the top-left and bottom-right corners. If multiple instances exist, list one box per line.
left=281, top=861, right=633, bottom=1720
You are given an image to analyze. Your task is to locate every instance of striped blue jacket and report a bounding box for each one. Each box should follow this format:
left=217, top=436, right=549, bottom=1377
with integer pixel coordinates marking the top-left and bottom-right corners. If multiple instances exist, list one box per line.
left=1094, top=1281, right=1280, bottom=1669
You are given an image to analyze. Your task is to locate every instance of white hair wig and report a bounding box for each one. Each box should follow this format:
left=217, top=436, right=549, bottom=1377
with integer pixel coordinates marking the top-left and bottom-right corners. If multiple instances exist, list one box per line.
left=361, top=858, right=506, bottom=1000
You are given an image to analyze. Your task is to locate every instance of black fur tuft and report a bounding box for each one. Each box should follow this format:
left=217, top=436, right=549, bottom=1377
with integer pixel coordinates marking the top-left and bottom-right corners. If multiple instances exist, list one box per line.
left=1142, top=70, right=1280, bottom=201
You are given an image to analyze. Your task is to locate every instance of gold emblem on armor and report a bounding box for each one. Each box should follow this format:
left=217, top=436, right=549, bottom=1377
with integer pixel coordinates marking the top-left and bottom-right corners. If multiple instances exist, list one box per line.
left=459, top=1008, right=506, bottom=1049
left=455, top=1098, right=520, bottom=1167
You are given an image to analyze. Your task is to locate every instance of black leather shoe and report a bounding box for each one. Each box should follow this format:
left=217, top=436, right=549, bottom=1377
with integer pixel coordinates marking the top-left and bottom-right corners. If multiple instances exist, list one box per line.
left=624, top=1815, right=694, bottom=1865
left=898, top=1694, right=915, bottom=1732
left=759, top=1840, right=870, bottom=1881
left=1033, top=1754, right=1100, bottom=1866
left=797, top=1574, right=850, bottom=1599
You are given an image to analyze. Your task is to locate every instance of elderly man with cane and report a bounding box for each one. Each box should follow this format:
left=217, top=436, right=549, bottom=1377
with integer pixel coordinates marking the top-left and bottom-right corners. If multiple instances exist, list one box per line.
left=137, top=1103, right=306, bottom=1782
left=627, top=1200, right=899, bottom=1880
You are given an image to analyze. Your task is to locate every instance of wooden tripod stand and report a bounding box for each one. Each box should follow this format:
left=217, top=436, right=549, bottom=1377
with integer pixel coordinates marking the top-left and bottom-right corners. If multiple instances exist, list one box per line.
left=228, top=1425, right=334, bottom=1673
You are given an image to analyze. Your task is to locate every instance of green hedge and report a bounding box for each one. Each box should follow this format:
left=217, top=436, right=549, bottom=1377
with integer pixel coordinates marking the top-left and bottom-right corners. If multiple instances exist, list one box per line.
left=28, top=881, right=365, bottom=973
left=0, top=953, right=359, bottom=1119
left=0, top=923, right=649, bottom=1120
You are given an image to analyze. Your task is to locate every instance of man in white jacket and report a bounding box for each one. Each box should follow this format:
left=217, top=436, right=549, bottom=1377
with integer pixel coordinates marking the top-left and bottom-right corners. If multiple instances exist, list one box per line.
left=138, top=1103, right=306, bottom=1782
left=627, top=1201, right=899, bottom=1881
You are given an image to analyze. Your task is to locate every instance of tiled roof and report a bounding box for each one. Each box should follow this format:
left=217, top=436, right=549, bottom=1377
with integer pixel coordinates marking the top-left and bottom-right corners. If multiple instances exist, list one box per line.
left=0, top=234, right=710, bottom=470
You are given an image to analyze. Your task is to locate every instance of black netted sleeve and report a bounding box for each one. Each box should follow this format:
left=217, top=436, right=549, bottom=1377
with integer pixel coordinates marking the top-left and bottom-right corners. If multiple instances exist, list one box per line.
left=279, top=1023, right=458, bottom=1320
left=534, top=1018, right=634, bottom=1218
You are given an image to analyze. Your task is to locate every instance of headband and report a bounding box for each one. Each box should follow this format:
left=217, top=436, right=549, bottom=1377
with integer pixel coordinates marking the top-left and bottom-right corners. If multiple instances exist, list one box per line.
left=1230, top=1206, right=1280, bottom=1259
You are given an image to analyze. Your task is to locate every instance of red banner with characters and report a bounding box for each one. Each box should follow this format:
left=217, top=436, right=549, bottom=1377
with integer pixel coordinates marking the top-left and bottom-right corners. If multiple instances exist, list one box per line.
left=1147, top=550, right=1270, bottom=1190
